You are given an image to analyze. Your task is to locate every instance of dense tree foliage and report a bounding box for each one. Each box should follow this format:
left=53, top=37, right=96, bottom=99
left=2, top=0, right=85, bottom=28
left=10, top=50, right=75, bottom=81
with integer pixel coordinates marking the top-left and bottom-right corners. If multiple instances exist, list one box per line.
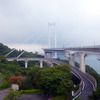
left=0, top=43, right=43, bottom=58
left=8, top=76, right=24, bottom=85
left=0, top=43, right=11, bottom=56
left=0, top=60, right=21, bottom=75
left=37, top=65, right=73, bottom=97
left=21, top=65, right=74, bottom=99
left=89, top=88, right=100, bottom=100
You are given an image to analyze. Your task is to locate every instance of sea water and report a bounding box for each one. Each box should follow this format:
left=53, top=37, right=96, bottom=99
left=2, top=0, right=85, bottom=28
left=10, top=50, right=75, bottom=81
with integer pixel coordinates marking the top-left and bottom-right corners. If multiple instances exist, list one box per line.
left=56, top=52, right=100, bottom=74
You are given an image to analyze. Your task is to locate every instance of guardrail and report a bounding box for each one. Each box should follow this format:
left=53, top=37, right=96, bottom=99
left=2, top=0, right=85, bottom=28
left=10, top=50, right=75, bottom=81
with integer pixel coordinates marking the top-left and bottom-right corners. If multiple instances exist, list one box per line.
left=71, top=67, right=83, bottom=97
left=74, top=66, right=97, bottom=91
left=85, top=72, right=97, bottom=91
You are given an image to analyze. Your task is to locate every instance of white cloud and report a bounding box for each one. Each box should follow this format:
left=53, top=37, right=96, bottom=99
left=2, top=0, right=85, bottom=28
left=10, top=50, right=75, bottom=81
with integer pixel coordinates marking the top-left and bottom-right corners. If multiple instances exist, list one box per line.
left=6, top=43, right=48, bottom=54
left=0, top=0, right=100, bottom=47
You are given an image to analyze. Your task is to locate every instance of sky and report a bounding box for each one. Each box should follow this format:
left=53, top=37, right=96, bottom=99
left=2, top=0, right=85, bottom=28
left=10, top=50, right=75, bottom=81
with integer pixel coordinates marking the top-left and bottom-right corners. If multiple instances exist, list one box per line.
left=0, top=0, right=100, bottom=53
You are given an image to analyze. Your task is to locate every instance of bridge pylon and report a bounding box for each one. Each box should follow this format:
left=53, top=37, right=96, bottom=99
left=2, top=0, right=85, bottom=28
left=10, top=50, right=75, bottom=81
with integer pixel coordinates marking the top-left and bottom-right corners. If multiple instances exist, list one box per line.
left=79, top=52, right=86, bottom=73
left=25, top=60, right=28, bottom=68
left=69, top=54, right=75, bottom=67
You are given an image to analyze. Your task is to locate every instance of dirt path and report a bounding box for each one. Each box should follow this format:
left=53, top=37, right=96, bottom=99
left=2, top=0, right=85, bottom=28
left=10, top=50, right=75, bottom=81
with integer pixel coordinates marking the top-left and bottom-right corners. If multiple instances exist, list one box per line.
left=0, top=88, right=10, bottom=100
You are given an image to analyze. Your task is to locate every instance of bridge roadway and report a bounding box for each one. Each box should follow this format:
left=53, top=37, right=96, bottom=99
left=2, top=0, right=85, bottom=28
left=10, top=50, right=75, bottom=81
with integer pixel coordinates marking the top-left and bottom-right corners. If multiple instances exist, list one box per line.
left=72, top=67, right=94, bottom=100
left=7, top=57, right=64, bottom=65
left=7, top=57, right=95, bottom=100
left=50, top=60, right=95, bottom=100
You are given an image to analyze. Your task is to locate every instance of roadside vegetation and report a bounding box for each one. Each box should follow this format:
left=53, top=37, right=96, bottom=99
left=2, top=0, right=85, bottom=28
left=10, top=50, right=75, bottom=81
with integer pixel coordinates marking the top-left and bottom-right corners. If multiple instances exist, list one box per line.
left=1, top=43, right=100, bottom=100
left=0, top=43, right=80, bottom=100
left=86, top=65, right=100, bottom=100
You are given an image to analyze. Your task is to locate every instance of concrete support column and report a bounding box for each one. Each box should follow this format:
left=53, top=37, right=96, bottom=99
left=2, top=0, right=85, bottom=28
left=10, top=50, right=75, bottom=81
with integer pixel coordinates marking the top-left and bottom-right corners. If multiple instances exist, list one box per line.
left=54, top=52, right=57, bottom=58
left=65, top=51, right=70, bottom=57
left=50, top=63, right=54, bottom=67
left=25, top=60, right=28, bottom=68
left=69, top=54, right=75, bottom=67
left=40, top=60, right=43, bottom=68
left=80, top=53, right=85, bottom=73
left=44, top=52, right=48, bottom=58
left=50, top=52, right=53, bottom=59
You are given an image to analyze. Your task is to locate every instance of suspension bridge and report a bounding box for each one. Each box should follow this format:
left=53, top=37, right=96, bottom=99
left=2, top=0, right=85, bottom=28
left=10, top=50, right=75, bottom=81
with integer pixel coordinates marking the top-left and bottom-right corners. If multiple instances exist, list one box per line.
left=3, top=22, right=99, bottom=100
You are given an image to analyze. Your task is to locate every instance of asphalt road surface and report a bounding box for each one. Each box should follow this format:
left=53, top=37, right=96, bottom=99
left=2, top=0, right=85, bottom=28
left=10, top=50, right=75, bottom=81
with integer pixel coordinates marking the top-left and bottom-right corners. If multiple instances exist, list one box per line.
left=78, top=73, right=94, bottom=100
left=72, top=68, right=94, bottom=100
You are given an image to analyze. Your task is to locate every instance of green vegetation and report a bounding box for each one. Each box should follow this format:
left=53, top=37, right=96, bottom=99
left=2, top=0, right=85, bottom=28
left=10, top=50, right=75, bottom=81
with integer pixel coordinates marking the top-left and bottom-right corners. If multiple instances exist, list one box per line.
left=75, top=98, right=83, bottom=100
left=20, top=65, right=74, bottom=99
left=3, top=89, right=21, bottom=100
left=0, top=43, right=80, bottom=100
left=51, top=96, right=66, bottom=100
left=86, top=65, right=100, bottom=87
left=37, top=65, right=73, bottom=98
left=0, top=43, right=43, bottom=58
left=85, top=65, right=100, bottom=100
left=21, top=89, right=43, bottom=94
left=88, top=88, right=100, bottom=100
left=0, top=74, right=10, bottom=90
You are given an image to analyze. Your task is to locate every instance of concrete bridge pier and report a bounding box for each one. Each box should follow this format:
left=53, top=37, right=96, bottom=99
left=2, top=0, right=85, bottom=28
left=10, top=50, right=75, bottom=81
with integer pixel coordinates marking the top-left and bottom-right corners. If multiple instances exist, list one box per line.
left=44, top=52, right=53, bottom=59
left=25, top=60, right=28, bottom=68
left=40, top=60, right=43, bottom=68
left=44, top=52, right=48, bottom=58
left=69, top=54, right=75, bottom=67
left=50, top=52, right=53, bottom=59
left=80, top=52, right=86, bottom=73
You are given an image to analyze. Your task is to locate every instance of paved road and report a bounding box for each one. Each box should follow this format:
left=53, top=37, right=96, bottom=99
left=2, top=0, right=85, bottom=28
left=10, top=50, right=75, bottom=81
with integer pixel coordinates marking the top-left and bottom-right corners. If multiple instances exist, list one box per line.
left=0, top=88, right=10, bottom=100
left=21, top=93, right=48, bottom=100
left=73, top=68, right=94, bottom=100
left=78, top=72, right=94, bottom=100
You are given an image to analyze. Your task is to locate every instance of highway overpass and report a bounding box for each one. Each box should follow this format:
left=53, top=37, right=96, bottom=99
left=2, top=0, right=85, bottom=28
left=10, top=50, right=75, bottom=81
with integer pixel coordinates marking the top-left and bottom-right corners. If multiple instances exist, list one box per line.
left=6, top=57, right=97, bottom=100
left=44, top=46, right=100, bottom=73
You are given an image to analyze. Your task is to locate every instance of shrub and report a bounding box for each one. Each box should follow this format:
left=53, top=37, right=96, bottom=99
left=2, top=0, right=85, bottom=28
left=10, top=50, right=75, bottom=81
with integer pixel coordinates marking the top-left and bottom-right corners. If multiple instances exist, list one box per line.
left=3, top=89, right=21, bottom=100
left=8, top=76, right=24, bottom=85
left=21, top=89, right=43, bottom=94
left=0, top=80, right=10, bottom=90
left=37, top=65, right=73, bottom=98
left=51, top=96, right=66, bottom=100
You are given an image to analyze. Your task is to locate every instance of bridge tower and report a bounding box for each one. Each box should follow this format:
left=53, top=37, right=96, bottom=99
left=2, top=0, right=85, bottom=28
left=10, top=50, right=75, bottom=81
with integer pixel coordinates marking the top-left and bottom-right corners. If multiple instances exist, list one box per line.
left=48, top=22, right=56, bottom=48
left=48, top=22, right=57, bottom=58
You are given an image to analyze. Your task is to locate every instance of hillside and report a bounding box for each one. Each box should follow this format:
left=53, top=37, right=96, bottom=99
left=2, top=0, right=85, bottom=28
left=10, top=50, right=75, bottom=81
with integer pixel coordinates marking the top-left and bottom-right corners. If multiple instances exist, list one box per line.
left=0, top=43, right=43, bottom=58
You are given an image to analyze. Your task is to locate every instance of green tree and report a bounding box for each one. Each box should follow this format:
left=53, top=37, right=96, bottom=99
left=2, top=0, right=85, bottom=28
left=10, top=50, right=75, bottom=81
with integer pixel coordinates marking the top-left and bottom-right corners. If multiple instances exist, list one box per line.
left=37, top=65, right=73, bottom=98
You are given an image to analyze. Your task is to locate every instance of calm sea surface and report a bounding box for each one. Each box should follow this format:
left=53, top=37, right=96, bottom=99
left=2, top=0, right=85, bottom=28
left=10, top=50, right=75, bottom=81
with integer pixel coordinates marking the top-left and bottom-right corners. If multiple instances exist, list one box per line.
left=56, top=52, right=100, bottom=74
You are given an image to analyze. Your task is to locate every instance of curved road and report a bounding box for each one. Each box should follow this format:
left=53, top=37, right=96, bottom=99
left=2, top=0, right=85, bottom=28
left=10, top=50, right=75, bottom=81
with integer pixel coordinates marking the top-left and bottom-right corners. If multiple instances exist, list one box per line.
left=6, top=58, right=95, bottom=100
left=51, top=60, right=95, bottom=100
left=72, top=67, right=94, bottom=100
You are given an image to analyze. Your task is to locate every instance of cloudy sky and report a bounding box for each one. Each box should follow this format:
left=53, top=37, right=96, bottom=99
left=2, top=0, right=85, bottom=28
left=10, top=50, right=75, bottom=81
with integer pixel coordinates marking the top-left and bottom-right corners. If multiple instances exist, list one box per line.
left=0, top=0, right=100, bottom=53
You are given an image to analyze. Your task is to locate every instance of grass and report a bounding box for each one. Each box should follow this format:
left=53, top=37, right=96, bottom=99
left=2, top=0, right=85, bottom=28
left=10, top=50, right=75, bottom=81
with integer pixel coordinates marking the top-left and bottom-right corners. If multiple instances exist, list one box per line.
left=21, top=89, right=43, bottom=94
